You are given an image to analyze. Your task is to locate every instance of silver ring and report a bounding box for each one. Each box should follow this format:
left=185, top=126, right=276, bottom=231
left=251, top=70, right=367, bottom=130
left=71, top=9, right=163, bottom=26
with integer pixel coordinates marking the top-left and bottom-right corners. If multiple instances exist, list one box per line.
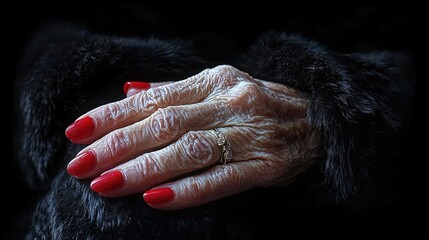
left=211, top=128, right=232, bottom=164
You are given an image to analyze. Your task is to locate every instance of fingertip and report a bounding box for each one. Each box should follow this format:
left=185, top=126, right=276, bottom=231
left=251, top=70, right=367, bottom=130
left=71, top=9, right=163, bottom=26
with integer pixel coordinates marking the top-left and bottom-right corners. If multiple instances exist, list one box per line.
left=65, top=116, right=95, bottom=143
left=67, top=151, right=97, bottom=178
left=90, top=170, right=125, bottom=193
left=123, top=81, right=151, bottom=96
left=123, top=82, right=132, bottom=95
left=143, top=187, right=175, bottom=205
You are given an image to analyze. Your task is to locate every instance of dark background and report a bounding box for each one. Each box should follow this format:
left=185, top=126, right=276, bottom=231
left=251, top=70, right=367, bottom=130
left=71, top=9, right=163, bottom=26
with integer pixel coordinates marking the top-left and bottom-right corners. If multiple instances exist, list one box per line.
left=4, top=3, right=417, bottom=237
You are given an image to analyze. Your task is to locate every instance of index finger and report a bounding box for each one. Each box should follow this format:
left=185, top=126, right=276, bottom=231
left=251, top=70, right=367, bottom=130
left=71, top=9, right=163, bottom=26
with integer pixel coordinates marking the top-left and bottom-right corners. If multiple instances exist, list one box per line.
left=65, top=69, right=212, bottom=144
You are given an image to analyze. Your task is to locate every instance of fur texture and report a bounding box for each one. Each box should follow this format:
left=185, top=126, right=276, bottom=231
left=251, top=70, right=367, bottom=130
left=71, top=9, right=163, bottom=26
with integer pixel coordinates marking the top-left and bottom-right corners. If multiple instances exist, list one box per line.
left=14, top=23, right=411, bottom=239
left=241, top=32, right=406, bottom=207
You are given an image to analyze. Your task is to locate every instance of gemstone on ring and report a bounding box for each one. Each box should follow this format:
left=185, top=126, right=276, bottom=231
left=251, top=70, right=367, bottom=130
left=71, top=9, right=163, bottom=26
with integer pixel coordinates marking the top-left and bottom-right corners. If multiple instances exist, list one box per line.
left=212, top=128, right=232, bottom=164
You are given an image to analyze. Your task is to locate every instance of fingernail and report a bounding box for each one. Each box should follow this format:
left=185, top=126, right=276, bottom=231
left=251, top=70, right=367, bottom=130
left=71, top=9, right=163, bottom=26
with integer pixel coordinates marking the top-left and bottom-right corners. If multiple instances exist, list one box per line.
left=143, top=187, right=175, bottom=205
left=91, top=170, right=125, bottom=193
left=65, top=116, right=95, bottom=142
left=67, top=151, right=97, bottom=177
left=123, top=81, right=151, bottom=95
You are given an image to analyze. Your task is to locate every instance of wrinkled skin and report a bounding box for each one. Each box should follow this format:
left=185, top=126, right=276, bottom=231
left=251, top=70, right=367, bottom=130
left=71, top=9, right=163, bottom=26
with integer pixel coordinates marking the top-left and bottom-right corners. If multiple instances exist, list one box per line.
left=67, top=65, right=320, bottom=210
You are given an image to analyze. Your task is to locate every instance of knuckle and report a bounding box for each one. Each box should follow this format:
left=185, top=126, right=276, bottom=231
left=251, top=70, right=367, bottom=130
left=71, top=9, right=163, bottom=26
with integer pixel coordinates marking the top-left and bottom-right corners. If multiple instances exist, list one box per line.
left=212, top=65, right=237, bottom=74
left=140, top=86, right=170, bottom=111
left=229, top=82, right=266, bottom=111
left=209, top=65, right=241, bottom=88
left=132, top=154, right=162, bottom=185
left=149, top=107, right=181, bottom=142
left=179, top=131, right=215, bottom=166
left=102, top=101, right=128, bottom=123
left=104, top=129, right=135, bottom=158
left=185, top=177, right=208, bottom=204
left=199, top=68, right=211, bottom=78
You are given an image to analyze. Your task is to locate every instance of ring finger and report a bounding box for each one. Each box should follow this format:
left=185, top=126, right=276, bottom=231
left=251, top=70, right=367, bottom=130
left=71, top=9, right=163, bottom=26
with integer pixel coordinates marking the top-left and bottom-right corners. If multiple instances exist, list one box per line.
left=90, top=128, right=240, bottom=197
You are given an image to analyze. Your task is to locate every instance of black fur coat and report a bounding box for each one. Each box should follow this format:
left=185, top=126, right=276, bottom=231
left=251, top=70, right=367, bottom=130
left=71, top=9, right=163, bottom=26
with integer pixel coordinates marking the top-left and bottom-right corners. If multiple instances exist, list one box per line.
left=11, top=5, right=414, bottom=239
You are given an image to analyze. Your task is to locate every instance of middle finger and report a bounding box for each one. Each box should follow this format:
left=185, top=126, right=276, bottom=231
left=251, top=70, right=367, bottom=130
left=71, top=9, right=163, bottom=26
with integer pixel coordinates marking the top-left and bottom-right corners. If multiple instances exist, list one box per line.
left=90, top=130, right=222, bottom=197
left=67, top=102, right=228, bottom=178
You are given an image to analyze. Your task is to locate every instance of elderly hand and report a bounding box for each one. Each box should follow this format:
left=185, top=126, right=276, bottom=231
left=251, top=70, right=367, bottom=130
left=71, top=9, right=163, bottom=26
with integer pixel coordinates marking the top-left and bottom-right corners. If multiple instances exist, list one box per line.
left=65, top=65, right=320, bottom=210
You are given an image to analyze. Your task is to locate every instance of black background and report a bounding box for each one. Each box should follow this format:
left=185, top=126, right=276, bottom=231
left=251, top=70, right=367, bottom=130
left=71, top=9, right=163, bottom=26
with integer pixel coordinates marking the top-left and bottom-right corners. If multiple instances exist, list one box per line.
left=3, top=3, right=417, bottom=238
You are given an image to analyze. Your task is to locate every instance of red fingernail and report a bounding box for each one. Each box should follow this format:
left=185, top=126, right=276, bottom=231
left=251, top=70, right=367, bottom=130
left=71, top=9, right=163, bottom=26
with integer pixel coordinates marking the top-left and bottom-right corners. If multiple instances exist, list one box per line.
left=123, top=81, right=151, bottom=95
left=90, top=170, right=125, bottom=193
left=143, top=187, right=175, bottom=205
left=65, top=116, right=95, bottom=142
left=67, top=151, right=97, bottom=177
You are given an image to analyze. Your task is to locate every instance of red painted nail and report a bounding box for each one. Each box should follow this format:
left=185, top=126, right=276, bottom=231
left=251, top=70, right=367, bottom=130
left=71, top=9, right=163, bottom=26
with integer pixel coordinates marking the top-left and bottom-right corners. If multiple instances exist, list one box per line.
left=65, top=116, right=95, bottom=142
left=67, top=151, right=97, bottom=177
left=91, top=170, right=125, bottom=193
left=143, top=187, right=175, bottom=205
left=123, top=81, right=151, bottom=95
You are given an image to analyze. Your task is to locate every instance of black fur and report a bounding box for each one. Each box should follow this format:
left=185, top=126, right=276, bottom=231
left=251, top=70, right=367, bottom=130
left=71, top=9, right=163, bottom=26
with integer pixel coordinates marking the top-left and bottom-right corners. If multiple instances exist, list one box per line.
left=13, top=10, right=413, bottom=240
left=16, top=25, right=204, bottom=190
left=241, top=33, right=407, bottom=207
